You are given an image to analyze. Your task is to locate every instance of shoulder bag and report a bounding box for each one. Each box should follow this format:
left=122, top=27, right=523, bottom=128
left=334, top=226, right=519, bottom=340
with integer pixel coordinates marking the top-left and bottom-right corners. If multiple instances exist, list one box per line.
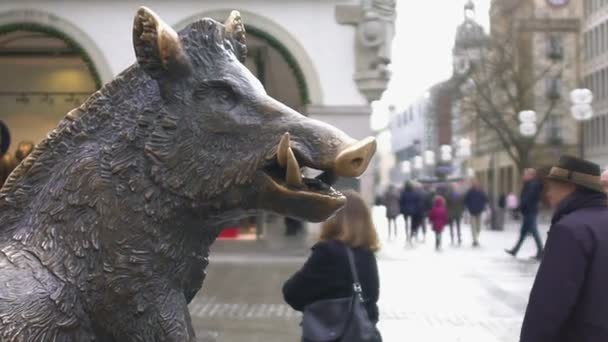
left=301, top=245, right=382, bottom=342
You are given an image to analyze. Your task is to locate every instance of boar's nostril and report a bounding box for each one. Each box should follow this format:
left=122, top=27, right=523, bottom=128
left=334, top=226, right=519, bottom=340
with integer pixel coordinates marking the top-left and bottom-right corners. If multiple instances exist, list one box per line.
left=333, top=137, right=377, bottom=178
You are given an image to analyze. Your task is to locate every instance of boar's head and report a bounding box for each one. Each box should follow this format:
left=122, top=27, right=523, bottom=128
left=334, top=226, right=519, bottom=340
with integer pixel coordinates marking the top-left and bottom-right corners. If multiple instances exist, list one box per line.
left=133, top=8, right=376, bottom=223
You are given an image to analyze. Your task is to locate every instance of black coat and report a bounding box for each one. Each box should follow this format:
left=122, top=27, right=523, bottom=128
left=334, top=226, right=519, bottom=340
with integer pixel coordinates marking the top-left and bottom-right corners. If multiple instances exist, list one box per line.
left=519, top=179, right=543, bottom=216
left=520, top=189, right=608, bottom=342
left=399, top=189, right=422, bottom=216
left=464, top=188, right=488, bottom=216
left=282, top=240, right=380, bottom=323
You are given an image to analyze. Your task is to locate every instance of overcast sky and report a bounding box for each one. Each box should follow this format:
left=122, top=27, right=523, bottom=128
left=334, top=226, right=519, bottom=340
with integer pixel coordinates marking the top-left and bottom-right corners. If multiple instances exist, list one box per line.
left=371, top=0, right=490, bottom=131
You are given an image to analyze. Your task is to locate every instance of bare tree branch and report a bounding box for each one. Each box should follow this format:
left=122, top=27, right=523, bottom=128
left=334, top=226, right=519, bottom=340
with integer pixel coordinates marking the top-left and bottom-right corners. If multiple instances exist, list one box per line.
left=457, top=0, right=575, bottom=172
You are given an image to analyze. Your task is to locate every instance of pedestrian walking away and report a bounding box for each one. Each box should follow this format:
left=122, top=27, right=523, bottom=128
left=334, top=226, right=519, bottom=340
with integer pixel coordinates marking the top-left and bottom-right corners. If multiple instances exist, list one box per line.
left=400, top=181, right=421, bottom=243
left=283, top=190, right=382, bottom=341
left=420, top=185, right=435, bottom=242
left=464, top=180, right=488, bottom=247
left=520, top=155, right=608, bottom=342
left=428, top=195, right=448, bottom=251
left=382, top=185, right=400, bottom=241
left=506, top=168, right=544, bottom=259
left=447, top=184, right=465, bottom=245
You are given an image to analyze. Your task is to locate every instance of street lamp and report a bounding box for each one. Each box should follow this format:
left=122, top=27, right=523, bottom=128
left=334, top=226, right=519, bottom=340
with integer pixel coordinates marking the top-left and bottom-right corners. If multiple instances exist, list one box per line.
left=424, top=150, right=436, bottom=166
left=569, top=88, right=594, bottom=158
left=457, top=138, right=472, bottom=158
left=518, top=110, right=537, bottom=137
left=440, top=145, right=453, bottom=162
left=401, top=160, right=411, bottom=174
left=456, top=138, right=472, bottom=179
left=413, top=155, right=423, bottom=179
left=413, top=155, right=423, bottom=170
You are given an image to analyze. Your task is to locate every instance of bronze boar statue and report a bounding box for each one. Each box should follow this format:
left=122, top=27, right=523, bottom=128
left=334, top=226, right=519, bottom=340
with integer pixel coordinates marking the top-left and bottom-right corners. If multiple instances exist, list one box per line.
left=0, top=7, right=376, bottom=342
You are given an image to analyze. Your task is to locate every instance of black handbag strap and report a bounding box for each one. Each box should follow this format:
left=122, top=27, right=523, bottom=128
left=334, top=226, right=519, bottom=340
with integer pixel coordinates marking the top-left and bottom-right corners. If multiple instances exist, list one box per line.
left=345, top=246, right=363, bottom=295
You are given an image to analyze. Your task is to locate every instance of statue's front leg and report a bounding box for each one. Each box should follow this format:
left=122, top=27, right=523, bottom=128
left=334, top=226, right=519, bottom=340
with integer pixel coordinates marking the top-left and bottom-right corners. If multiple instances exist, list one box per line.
left=109, top=289, right=196, bottom=342
left=155, top=290, right=197, bottom=342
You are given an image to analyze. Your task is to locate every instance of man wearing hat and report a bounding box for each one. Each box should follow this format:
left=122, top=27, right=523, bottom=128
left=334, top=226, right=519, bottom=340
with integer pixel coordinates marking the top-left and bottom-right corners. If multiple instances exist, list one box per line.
left=520, top=155, right=608, bottom=342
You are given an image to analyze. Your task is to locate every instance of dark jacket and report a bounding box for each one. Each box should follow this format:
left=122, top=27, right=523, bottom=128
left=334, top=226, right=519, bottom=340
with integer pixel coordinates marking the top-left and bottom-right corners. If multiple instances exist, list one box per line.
left=383, top=188, right=400, bottom=219
left=464, top=188, right=488, bottom=216
left=399, top=188, right=422, bottom=216
left=519, top=179, right=544, bottom=216
left=422, top=191, right=435, bottom=214
left=447, top=190, right=465, bottom=220
left=282, top=240, right=380, bottom=323
left=520, top=189, right=608, bottom=342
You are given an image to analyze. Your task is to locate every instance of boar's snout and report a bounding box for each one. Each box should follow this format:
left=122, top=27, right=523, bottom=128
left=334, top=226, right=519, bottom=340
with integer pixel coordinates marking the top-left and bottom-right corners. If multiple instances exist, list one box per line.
left=333, top=137, right=376, bottom=178
left=253, top=99, right=377, bottom=222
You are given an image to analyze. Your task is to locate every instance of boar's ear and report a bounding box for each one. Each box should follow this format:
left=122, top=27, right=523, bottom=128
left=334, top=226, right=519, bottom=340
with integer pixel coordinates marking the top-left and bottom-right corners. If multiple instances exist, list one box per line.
left=133, top=7, right=191, bottom=80
left=224, top=10, right=247, bottom=63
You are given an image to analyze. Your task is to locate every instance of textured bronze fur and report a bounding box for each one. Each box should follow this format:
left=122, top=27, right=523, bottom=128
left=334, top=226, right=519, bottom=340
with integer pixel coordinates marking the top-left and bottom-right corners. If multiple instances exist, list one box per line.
left=0, top=8, right=373, bottom=342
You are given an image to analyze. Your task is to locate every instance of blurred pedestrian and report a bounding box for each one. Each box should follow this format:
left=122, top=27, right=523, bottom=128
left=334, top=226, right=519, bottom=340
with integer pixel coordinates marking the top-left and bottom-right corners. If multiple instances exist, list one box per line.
left=420, top=185, right=435, bottom=242
left=382, top=185, right=400, bottom=240
left=0, top=141, right=34, bottom=188
left=601, top=168, right=608, bottom=193
left=447, top=184, right=465, bottom=245
left=400, top=181, right=421, bottom=243
left=0, top=152, right=16, bottom=187
left=520, top=156, right=608, bottom=342
left=496, top=193, right=506, bottom=230
left=284, top=216, right=303, bottom=236
left=283, top=190, right=381, bottom=340
left=15, top=141, right=33, bottom=163
left=506, top=191, right=519, bottom=220
left=505, top=168, right=544, bottom=260
left=428, top=195, right=448, bottom=251
left=464, top=180, right=488, bottom=247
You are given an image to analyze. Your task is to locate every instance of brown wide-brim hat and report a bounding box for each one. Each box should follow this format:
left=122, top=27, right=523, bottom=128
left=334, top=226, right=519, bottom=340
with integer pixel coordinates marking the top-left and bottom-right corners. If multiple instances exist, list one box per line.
left=545, top=155, right=604, bottom=193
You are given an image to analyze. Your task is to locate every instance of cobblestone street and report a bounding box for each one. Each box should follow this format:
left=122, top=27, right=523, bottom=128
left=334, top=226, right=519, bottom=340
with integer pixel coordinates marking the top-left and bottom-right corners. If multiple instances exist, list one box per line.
left=190, top=211, right=548, bottom=342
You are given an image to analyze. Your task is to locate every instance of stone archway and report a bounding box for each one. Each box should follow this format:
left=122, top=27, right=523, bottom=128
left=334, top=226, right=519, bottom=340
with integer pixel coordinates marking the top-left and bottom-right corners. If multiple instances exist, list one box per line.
left=0, top=10, right=106, bottom=157
left=175, top=9, right=323, bottom=106
left=0, top=9, right=112, bottom=85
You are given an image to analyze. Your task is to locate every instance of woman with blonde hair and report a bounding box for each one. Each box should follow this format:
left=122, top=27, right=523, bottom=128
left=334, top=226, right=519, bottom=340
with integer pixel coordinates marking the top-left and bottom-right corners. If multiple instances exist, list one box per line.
left=283, top=190, right=381, bottom=337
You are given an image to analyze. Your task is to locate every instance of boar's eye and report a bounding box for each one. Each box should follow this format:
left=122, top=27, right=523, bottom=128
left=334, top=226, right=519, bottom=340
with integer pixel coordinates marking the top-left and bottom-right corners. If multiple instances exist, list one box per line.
left=194, top=81, right=238, bottom=110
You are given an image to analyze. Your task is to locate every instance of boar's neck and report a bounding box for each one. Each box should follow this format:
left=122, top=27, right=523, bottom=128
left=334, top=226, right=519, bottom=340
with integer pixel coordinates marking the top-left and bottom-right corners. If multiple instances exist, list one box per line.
left=0, top=65, right=220, bottom=296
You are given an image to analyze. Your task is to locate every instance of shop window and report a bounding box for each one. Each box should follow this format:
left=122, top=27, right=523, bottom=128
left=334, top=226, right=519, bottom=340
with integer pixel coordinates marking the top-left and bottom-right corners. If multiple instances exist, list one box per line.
left=546, top=115, right=562, bottom=145
left=545, top=77, right=562, bottom=99
left=546, top=35, right=563, bottom=60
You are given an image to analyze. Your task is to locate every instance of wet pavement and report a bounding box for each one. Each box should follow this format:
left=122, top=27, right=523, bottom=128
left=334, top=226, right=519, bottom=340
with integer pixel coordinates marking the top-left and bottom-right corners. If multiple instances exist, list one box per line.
left=190, top=210, right=548, bottom=342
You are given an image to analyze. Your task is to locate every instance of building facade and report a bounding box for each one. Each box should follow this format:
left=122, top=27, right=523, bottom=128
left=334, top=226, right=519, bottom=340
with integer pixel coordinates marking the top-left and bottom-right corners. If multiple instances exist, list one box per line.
left=388, top=96, right=428, bottom=184
left=583, top=0, right=608, bottom=167
left=461, top=0, right=582, bottom=195
left=387, top=76, right=464, bottom=184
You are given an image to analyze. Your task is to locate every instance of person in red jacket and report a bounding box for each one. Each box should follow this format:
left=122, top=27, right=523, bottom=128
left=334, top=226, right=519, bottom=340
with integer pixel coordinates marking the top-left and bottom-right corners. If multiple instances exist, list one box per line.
left=428, top=195, right=448, bottom=251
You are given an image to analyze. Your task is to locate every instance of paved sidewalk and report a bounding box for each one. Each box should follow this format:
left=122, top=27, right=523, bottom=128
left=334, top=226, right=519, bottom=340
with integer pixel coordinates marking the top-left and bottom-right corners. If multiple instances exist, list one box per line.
left=190, top=209, right=548, bottom=342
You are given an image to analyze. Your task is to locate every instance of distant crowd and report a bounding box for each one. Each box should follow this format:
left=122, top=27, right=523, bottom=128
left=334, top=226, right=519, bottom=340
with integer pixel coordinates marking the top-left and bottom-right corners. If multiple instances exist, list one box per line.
left=381, top=179, right=488, bottom=250
left=379, top=168, right=546, bottom=258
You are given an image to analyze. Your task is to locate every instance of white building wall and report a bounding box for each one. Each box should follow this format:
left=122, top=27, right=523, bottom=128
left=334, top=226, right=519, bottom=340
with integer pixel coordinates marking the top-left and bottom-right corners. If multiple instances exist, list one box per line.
left=0, top=0, right=380, bottom=218
left=0, top=0, right=366, bottom=107
left=389, top=96, right=428, bottom=154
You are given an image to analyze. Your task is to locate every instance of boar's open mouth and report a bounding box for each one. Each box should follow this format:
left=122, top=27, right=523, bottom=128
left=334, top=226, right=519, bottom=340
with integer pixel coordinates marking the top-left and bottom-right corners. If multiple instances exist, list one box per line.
left=259, top=133, right=346, bottom=222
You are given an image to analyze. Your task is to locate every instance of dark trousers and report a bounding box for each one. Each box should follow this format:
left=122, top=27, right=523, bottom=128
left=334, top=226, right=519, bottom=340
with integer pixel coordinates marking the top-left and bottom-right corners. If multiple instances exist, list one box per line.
left=402, top=214, right=411, bottom=240
left=449, top=217, right=462, bottom=244
left=511, top=213, right=544, bottom=256
left=435, top=231, right=442, bottom=250
left=420, top=215, right=428, bottom=237
left=411, top=214, right=424, bottom=240
left=387, top=217, right=397, bottom=239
